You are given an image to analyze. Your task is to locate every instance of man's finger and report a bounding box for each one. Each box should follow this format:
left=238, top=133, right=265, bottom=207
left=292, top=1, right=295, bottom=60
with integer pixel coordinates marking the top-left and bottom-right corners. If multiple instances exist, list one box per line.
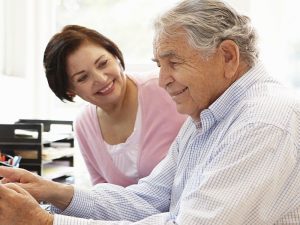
left=0, top=166, right=23, bottom=182
left=0, top=183, right=16, bottom=198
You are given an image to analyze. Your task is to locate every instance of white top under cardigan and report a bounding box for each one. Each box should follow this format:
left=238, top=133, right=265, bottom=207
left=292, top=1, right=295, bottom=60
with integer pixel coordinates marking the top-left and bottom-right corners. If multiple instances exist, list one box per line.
left=104, top=104, right=142, bottom=179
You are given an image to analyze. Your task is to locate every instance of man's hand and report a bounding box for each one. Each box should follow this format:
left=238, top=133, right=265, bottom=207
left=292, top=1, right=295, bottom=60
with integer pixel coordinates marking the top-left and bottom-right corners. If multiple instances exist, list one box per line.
left=0, top=166, right=50, bottom=202
left=0, top=183, right=54, bottom=225
left=0, top=166, right=74, bottom=210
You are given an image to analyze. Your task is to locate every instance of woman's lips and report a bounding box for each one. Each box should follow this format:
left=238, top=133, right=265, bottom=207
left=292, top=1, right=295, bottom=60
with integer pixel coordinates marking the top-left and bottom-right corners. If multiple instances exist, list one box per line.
left=95, top=81, right=114, bottom=95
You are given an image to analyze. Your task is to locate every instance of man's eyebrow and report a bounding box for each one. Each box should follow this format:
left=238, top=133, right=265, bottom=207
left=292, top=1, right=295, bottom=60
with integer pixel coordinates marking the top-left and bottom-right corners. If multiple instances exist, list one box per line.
left=152, top=51, right=177, bottom=62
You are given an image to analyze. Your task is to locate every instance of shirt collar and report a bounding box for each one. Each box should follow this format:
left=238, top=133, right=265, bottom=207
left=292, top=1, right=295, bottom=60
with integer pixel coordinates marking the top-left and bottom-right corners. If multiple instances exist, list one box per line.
left=197, top=61, right=270, bottom=130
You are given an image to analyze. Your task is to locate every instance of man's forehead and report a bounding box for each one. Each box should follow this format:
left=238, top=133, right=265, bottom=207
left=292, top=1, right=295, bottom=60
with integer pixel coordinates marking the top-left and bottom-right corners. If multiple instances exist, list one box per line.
left=154, top=38, right=180, bottom=59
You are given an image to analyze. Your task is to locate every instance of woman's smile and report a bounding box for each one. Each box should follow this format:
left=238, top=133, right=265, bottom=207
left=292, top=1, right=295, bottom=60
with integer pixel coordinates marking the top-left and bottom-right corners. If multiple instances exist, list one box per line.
left=95, top=80, right=115, bottom=96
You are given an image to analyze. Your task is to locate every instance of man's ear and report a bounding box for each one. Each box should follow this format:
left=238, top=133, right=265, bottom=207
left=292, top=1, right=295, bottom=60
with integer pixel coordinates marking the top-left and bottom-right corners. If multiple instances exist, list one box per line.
left=218, top=40, right=240, bottom=79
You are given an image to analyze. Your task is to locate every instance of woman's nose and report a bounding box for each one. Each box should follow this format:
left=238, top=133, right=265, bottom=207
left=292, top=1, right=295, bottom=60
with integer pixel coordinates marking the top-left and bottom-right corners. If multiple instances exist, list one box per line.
left=92, top=70, right=107, bottom=83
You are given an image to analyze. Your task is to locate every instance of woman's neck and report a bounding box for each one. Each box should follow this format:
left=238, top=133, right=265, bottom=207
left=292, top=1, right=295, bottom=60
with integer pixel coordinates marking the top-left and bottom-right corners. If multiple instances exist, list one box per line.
left=97, top=76, right=139, bottom=144
left=98, top=76, right=138, bottom=124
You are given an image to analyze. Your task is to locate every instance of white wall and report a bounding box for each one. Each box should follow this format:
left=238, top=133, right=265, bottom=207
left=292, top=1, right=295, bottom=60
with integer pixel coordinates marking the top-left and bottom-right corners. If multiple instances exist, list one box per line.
left=0, top=0, right=56, bottom=123
left=1, top=0, right=300, bottom=125
left=0, top=76, right=34, bottom=123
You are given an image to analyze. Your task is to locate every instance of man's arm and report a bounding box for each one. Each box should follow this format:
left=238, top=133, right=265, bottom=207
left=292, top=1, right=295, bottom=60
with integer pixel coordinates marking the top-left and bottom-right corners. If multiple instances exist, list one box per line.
left=54, top=141, right=179, bottom=221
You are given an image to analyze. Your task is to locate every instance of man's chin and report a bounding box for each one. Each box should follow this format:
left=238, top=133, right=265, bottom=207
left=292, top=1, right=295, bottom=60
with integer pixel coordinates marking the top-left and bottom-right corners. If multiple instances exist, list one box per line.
left=175, top=104, right=189, bottom=115
left=176, top=104, right=200, bottom=118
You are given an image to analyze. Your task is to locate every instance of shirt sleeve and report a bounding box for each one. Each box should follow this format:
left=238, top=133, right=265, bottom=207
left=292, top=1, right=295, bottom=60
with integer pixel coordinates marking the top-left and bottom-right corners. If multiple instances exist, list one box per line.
left=52, top=139, right=180, bottom=225
left=54, top=213, right=173, bottom=225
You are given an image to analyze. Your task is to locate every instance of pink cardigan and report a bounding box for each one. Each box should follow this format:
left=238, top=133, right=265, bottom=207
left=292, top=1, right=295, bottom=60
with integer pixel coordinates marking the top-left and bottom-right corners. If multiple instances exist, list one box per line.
left=74, top=75, right=187, bottom=187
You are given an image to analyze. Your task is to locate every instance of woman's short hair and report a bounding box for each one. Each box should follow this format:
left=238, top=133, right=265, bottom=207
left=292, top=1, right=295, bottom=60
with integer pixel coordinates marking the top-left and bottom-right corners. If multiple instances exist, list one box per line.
left=43, top=25, right=125, bottom=102
left=154, top=0, right=259, bottom=67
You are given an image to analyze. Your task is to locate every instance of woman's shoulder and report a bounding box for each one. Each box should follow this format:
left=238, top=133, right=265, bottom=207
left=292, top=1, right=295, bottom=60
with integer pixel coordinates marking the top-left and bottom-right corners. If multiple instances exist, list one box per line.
left=128, top=72, right=159, bottom=87
left=126, top=72, right=177, bottom=108
left=75, top=103, right=97, bottom=127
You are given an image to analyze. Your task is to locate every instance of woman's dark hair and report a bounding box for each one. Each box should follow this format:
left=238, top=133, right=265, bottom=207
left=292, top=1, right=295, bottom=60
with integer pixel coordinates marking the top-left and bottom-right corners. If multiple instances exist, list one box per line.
left=43, top=25, right=125, bottom=102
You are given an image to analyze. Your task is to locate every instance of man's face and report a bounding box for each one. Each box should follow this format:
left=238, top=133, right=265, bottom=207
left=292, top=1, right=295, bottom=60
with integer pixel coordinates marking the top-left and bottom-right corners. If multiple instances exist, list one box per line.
left=153, top=31, right=226, bottom=120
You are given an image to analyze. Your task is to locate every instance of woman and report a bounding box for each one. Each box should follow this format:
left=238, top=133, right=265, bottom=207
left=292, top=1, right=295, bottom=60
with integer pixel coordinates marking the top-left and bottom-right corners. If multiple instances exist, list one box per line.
left=44, top=25, right=186, bottom=186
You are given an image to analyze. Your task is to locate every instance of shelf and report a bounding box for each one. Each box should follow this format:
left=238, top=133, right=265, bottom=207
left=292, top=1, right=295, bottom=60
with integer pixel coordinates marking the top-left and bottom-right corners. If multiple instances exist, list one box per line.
left=0, top=119, right=74, bottom=182
left=43, top=132, right=74, bottom=144
left=42, top=147, right=74, bottom=162
left=14, top=128, right=73, bottom=145
left=42, top=162, right=74, bottom=180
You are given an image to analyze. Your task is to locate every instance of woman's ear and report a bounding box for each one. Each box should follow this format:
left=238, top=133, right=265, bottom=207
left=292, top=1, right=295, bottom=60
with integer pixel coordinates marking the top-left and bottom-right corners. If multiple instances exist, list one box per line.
left=66, top=90, right=76, bottom=98
left=218, top=40, right=240, bottom=79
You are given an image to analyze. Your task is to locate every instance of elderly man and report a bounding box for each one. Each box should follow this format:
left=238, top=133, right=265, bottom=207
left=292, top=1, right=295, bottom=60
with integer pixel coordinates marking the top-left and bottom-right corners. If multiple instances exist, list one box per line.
left=1, top=0, right=300, bottom=224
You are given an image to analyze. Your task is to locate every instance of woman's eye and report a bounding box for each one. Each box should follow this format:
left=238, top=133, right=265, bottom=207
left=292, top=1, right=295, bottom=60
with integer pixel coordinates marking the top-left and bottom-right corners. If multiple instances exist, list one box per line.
left=77, top=74, right=88, bottom=82
left=97, top=60, right=108, bottom=68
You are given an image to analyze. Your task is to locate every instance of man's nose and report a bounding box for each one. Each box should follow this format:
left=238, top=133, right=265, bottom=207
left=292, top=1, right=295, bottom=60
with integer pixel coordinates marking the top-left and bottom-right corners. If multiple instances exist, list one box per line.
left=159, top=67, right=173, bottom=89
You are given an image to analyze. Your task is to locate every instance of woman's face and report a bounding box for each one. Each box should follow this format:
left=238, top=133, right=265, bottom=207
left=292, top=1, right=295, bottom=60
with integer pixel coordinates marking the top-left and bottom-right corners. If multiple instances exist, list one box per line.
left=66, top=42, right=126, bottom=110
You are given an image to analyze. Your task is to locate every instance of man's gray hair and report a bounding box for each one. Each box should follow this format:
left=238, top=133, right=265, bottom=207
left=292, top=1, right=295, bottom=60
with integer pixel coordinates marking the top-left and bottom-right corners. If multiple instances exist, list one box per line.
left=154, top=0, right=259, bottom=66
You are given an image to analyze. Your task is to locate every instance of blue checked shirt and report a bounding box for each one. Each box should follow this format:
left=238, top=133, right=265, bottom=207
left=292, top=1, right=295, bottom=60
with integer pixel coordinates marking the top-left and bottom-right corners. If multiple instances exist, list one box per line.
left=53, top=62, right=300, bottom=225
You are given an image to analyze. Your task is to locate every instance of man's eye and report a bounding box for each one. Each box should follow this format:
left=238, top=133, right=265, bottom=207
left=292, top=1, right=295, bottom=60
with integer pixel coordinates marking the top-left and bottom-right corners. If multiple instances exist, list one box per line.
left=169, top=61, right=179, bottom=68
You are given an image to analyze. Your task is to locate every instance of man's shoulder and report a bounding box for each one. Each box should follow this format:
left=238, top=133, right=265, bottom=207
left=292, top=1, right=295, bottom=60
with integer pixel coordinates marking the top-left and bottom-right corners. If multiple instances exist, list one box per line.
left=233, top=90, right=300, bottom=129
